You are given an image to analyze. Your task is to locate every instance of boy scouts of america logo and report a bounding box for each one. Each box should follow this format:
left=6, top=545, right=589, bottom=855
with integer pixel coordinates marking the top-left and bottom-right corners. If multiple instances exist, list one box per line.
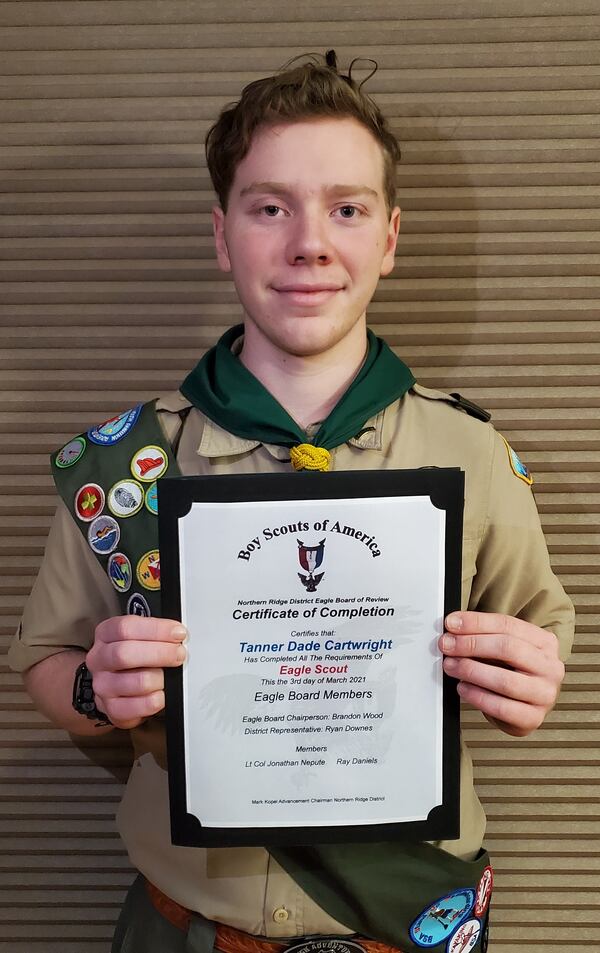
left=297, top=539, right=325, bottom=592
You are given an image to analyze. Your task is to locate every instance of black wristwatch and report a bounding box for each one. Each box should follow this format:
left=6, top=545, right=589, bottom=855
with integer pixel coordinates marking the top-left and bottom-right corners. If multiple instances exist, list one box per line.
left=72, top=662, right=111, bottom=727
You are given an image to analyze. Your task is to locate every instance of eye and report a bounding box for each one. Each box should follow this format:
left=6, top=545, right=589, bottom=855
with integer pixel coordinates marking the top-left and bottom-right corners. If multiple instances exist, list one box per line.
left=261, top=205, right=282, bottom=217
left=337, top=205, right=361, bottom=219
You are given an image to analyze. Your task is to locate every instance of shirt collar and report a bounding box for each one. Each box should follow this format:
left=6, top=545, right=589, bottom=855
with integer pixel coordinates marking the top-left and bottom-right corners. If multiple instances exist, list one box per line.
left=193, top=405, right=386, bottom=459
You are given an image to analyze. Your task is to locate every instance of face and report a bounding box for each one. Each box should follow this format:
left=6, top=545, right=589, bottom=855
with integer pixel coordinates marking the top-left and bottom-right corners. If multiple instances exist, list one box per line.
left=212, top=118, right=400, bottom=361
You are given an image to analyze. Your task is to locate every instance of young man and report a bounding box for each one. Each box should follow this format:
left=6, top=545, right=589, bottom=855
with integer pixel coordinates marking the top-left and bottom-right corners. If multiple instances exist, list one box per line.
left=10, top=53, right=573, bottom=953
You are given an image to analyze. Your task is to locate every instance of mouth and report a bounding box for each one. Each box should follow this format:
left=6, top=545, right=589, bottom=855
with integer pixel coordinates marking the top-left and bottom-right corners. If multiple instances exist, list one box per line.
left=273, top=286, right=342, bottom=305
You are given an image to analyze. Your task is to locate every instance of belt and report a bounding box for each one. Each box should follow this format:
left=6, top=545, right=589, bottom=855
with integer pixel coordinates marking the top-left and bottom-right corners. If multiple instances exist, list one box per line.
left=145, top=880, right=405, bottom=953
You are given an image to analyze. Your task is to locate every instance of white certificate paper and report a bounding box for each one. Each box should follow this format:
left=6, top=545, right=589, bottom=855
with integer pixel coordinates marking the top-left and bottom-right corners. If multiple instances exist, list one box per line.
left=176, top=493, right=446, bottom=830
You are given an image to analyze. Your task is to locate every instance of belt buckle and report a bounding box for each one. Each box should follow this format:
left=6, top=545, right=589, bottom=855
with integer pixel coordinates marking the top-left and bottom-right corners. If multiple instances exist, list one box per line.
left=285, top=940, right=366, bottom=953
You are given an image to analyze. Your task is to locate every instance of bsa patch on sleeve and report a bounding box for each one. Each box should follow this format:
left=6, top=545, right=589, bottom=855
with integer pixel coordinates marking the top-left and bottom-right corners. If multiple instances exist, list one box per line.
left=501, top=436, right=533, bottom=486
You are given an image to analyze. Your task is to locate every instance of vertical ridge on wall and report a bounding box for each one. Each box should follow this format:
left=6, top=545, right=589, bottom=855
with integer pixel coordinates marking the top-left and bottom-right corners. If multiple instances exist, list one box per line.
left=1, top=2, right=598, bottom=950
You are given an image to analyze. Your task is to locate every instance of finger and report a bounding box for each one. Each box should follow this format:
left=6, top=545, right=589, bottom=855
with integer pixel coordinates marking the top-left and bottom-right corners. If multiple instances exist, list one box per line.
left=445, top=611, right=557, bottom=652
left=443, top=656, right=560, bottom=708
left=455, top=681, right=546, bottom=736
left=92, top=668, right=164, bottom=700
left=90, top=639, right=186, bottom=673
left=95, top=616, right=187, bottom=645
left=98, top=690, right=166, bottom=728
left=440, top=631, right=564, bottom=679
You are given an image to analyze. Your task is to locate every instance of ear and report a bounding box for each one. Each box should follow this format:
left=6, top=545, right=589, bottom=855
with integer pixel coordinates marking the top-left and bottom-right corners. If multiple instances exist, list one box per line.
left=380, top=206, right=401, bottom=277
left=212, top=205, right=232, bottom=273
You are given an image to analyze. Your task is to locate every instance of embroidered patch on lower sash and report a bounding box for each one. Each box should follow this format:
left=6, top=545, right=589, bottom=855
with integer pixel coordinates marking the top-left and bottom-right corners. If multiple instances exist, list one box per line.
left=137, top=550, right=161, bottom=590
left=131, top=445, right=168, bottom=482
left=108, top=479, right=144, bottom=518
left=410, top=888, right=475, bottom=948
left=446, top=918, right=481, bottom=952
left=474, top=866, right=493, bottom=918
left=74, top=483, right=105, bottom=522
left=88, top=515, right=120, bottom=555
left=127, top=592, right=151, bottom=616
left=107, top=553, right=132, bottom=593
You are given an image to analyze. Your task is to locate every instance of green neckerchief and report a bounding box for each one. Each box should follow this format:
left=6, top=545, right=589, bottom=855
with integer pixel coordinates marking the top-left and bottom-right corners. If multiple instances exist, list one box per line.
left=180, top=324, right=415, bottom=450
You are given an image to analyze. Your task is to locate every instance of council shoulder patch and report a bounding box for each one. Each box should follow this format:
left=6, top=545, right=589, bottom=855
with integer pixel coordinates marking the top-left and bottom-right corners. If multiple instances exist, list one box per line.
left=446, top=919, right=481, bottom=953
left=88, top=405, right=142, bottom=446
left=410, top=889, right=475, bottom=948
left=108, top=479, right=144, bottom=518
left=501, top=436, right=533, bottom=486
left=88, top=515, right=120, bottom=555
left=137, top=550, right=160, bottom=590
left=74, top=483, right=105, bottom=522
left=56, top=436, right=86, bottom=468
left=107, top=552, right=132, bottom=593
left=130, top=445, right=168, bottom=483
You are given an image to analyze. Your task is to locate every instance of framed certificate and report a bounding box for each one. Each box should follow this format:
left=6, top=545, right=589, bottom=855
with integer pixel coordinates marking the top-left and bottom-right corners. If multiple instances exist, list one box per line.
left=159, top=468, right=463, bottom=847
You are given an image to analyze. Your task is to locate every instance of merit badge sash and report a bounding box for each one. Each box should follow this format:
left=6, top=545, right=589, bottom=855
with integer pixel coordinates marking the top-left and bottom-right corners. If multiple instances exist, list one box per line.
left=51, top=401, right=181, bottom=618
left=51, top=401, right=493, bottom=953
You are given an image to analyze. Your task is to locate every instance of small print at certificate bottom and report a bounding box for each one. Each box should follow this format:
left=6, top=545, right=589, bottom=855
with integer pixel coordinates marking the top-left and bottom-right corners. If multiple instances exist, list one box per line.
left=177, top=493, right=447, bottom=830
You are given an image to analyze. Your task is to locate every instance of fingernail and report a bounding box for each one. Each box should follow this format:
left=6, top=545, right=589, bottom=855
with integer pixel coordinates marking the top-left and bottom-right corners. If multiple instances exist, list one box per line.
left=444, top=656, right=458, bottom=670
left=176, top=646, right=186, bottom=662
left=446, top=614, right=462, bottom=630
left=442, top=635, right=456, bottom=651
left=172, top=625, right=187, bottom=640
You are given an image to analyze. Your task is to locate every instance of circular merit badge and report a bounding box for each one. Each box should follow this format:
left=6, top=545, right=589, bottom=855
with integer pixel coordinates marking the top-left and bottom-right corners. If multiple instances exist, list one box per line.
left=74, top=483, right=105, bottom=522
left=446, top=919, right=481, bottom=953
left=130, top=445, right=168, bottom=483
left=410, top=889, right=475, bottom=949
left=108, top=479, right=144, bottom=518
left=88, top=405, right=142, bottom=446
left=56, top=436, right=86, bottom=468
left=127, top=592, right=151, bottom=617
left=107, top=552, right=132, bottom=593
left=144, top=481, right=158, bottom=515
left=88, top=515, right=120, bottom=555
left=474, top=866, right=493, bottom=918
left=136, top=550, right=160, bottom=590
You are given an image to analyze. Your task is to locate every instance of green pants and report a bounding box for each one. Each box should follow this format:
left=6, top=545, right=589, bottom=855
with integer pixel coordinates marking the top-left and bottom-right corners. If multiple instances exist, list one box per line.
left=112, top=875, right=216, bottom=953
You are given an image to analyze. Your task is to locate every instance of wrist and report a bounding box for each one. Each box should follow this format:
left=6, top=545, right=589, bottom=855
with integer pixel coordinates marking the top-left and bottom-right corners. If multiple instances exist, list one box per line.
left=72, top=661, right=112, bottom=728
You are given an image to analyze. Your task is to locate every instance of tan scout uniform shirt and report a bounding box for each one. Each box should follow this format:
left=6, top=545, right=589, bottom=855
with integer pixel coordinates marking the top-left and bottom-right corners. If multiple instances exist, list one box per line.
left=10, top=385, right=575, bottom=937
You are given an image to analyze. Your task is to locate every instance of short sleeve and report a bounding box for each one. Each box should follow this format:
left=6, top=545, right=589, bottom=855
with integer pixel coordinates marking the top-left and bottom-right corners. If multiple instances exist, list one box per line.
left=8, top=499, right=120, bottom=673
left=468, top=430, right=575, bottom=661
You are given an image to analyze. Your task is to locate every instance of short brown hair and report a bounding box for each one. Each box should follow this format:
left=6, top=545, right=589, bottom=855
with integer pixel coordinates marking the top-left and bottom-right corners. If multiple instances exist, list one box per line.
left=205, top=51, right=400, bottom=216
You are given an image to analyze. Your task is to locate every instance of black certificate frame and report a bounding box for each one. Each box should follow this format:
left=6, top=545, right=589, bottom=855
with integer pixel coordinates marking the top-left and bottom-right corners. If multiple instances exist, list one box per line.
left=159, top=468, right=464, bottom=848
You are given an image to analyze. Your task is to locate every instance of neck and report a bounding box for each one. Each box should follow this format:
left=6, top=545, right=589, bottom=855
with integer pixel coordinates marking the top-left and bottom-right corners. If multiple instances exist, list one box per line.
left=239, top=320, right=368, bottom=431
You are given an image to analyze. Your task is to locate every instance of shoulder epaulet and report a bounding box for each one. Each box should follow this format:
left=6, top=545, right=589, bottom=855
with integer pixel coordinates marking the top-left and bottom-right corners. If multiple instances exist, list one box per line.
left=448, top=392, right=491, bottom=423
left=411, top=383, right=491, bottom=423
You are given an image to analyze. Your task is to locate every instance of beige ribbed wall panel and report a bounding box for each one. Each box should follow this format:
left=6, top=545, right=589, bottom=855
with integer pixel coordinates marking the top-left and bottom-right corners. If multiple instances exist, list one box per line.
left=1, top=1, right=599, bottom=950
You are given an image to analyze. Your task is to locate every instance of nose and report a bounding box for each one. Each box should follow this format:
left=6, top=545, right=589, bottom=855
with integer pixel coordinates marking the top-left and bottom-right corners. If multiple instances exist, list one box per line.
left=285, top=210, right=334, bottom=266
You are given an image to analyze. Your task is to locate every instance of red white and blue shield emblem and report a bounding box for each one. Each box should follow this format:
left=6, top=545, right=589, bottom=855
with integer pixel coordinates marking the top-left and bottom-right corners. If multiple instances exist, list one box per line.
left=297, top=538, right=325, bottom=592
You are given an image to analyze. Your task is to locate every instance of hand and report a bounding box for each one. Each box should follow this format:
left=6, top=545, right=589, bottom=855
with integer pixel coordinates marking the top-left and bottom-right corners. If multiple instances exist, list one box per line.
left=439, top=611, right=565, bottom=737
left=86, top=616, right=187, bottom=730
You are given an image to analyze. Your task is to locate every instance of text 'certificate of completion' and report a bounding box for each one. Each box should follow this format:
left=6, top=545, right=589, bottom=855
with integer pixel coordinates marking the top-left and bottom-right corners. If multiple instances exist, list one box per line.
left=160, top=469, right=463, bottom=847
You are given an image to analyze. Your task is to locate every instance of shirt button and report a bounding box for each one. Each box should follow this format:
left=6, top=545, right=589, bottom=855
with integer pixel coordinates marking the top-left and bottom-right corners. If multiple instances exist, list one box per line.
left=273, top=907, right=289, bottom=924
